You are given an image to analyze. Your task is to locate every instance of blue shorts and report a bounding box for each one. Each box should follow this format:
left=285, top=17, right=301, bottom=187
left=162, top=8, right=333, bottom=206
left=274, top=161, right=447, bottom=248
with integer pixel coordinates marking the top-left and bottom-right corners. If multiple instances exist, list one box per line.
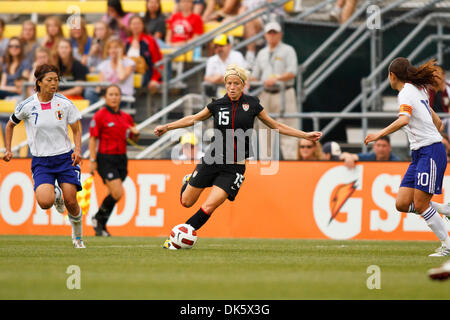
left=31, top=151, right=82, bottom=191
left=400, top=142, right=447, bottom=194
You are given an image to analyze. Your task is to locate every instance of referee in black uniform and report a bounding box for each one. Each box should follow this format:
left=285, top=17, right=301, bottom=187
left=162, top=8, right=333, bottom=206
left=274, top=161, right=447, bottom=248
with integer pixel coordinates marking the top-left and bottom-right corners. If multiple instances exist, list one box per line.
left=154, top=64, right=322, bottom=249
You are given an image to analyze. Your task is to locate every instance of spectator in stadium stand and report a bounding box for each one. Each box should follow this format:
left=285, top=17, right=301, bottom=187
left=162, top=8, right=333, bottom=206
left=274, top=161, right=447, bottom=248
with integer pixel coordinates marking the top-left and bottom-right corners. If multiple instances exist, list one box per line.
left=175, top=0, right=206, bottom=15
left=126, top=15, right=163, bottom=92
left=428, top=66, right=450, bottom=113
left=297, top=139, right=323, bottom=161
left=329, top=0, right=358, bottom=23
left=428, top=66, right=450, bottom=155
left=86, top=37, right=135, bottom=105
left=204, top=34, right=246, bottom=97
left=0, top=19, right=9, bottom=66
left=27, top=46, right=51, bottom=96
left=237, top=0, right=285, bottom=70
left=322, top=141, right=342, bottom=161
left=53, top=39, right=88, bottom=100
left=202, top=0, right=241, bottom=23
left=69, top=17, right=92, bottom=66
left=250, top=21, right=299, bottom=161
left=0, top=37, right=31, bottom=99
left=89, top=85, right=140, bottom=237
left=339, top=136, right=400, bottom=169
left=87, top=21, right=112, bottom=72
left=144, top=0, right=169, bottom=48
left=102, top=0, right=134, bottom=43
left=166, top=0, right=204, bottom=47
left=20, top=20, right=39, bottom=66
left=175, top=132, right=205, bottom=160
left=41, top=16, right=64, bottom=54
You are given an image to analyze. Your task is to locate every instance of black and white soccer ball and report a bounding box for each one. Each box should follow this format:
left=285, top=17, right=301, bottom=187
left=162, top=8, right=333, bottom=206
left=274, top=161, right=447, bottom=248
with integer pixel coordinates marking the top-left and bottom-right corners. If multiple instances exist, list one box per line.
left=170, top=224, right=198, bottom=249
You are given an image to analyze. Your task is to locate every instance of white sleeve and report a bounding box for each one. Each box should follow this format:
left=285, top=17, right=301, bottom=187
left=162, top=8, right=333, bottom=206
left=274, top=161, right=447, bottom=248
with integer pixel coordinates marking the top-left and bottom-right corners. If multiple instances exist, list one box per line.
left=11, top=100, right=30, bottom=124
left=397, top=91, right=413, bottom=117
left=67, top=100, right=82, bottom=124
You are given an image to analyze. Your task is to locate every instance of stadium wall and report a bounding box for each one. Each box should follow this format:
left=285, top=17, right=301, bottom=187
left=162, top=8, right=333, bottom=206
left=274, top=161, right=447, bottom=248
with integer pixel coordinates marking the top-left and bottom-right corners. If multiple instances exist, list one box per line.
left=1, top=159, right=449, bottom=240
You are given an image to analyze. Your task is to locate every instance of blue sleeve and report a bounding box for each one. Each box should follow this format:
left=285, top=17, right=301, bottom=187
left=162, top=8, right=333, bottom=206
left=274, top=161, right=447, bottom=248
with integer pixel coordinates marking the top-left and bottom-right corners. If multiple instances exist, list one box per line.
left=357, top=152, right=376, bottom=161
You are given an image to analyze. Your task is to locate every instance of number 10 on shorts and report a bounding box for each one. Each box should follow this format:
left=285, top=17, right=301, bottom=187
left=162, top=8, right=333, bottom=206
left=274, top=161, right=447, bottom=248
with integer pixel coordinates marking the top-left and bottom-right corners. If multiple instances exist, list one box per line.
left=417, top=172, right=429, bottom=187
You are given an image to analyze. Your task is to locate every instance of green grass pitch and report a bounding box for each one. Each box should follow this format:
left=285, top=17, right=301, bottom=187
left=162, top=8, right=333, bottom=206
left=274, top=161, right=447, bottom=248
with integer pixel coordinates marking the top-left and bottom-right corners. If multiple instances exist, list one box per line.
left=0, top=235, right=449, bottom=300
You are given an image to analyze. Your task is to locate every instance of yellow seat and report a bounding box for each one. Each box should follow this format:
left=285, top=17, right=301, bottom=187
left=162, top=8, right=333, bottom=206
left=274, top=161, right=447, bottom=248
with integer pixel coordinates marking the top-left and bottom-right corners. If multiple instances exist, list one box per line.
left=0, top=99, right=16, bottom=114
left=0, top=123, right=5, bottom=157
left=72, top=99, right=90, bottom=111
left=11, top=121, right=28, bottom=157
left=203, top=22, right=244, bottom=38
left=86, top=73, right=100, bottom=82
left=134, top=74, right=142, bottom=88
left=161, top=48, right=193, bottom=62
left=0, top=1, right=174, bottom=15
left=284, top=0, right=294, bottom=12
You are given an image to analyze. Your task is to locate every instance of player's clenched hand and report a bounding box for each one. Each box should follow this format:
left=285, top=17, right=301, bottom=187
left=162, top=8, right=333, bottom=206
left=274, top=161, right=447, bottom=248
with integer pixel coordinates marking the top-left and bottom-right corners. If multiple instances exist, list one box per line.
left=3, top=151, right=13, bottom=162
left=305, top=131, right=322, bottom=141
left=72, top=151, right=82, bottom=166
left=364, top=133, right=379, bottom=145
left=154, top=125, right=168, bottom=137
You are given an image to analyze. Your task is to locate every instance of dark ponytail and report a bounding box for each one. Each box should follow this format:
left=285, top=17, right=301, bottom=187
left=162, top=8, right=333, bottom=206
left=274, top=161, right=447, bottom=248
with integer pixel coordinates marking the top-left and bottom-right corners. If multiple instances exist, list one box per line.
left=389, top=57, right=439, bottom=89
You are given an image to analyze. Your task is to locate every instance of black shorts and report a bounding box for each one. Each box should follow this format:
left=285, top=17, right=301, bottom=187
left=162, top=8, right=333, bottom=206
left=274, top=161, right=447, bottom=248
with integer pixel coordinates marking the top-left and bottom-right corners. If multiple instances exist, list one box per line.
left=97, top=153, right=128, bottom=183
left=188, top=162, right=246, bottom=201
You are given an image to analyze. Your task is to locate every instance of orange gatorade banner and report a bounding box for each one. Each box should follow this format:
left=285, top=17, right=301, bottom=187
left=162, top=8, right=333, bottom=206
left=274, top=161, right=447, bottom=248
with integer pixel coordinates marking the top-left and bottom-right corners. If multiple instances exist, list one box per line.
left=0, top=159, right=449, bottom=240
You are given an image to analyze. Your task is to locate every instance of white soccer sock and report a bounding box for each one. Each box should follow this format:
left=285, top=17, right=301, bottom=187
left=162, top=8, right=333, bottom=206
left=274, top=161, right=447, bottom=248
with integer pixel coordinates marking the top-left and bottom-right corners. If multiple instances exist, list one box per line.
left=421, top=206, right=450, bottom=245
left=68, top=209, right=83, bottom=239
left=408, top=203, right=416, bottom=213
left=430, top=201, right=450, bottom=216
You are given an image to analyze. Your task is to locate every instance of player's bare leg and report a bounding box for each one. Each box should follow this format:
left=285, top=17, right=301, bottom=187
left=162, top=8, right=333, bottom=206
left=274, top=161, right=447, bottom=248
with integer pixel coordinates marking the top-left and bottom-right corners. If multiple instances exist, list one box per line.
left=35, top=184, right=57, bottom=210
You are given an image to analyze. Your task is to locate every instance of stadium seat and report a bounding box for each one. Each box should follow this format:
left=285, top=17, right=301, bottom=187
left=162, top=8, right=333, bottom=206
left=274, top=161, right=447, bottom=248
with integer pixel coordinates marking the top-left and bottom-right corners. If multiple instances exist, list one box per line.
left=11, top=121, right=28, bottom=157
left=87, top=73, right=143, bottom=89
left=161, top=48, right=193, bottom=63
left=0, top=0, right=174, bottom=15
left=0, top=100, right=16, bottom=114
left=72, top=99, right=90, bottom=111
left=203, top=22, right=244, bottom=38
left=284, top=0, right=294, bottom=12
left=0, top=123, right=5, bottom=157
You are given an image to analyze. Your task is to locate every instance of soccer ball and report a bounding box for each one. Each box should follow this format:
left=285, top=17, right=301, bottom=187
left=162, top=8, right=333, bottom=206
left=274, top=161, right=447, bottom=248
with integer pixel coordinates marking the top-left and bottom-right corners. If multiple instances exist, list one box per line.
left=170, top=224, right=198, bottom=249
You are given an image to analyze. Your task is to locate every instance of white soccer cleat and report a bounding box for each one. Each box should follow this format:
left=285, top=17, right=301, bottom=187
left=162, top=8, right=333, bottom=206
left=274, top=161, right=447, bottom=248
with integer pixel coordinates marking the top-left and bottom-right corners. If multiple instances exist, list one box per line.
left=73, top=237, right=86, bottom=249
left=429, top=245, right=450, bottom=257
left=182, top=174, right=192, bottom=185
left=162, top=239, right=178, bottom=250
left=428, top=260, right=450, bottom=280
left=54, top=185, right=65, bottom=214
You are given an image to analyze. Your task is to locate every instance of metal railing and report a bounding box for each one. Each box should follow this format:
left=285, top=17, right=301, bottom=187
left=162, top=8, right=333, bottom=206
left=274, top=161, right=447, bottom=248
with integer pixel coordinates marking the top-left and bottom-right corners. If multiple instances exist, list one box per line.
left=154, top=0, right=332, bottom=113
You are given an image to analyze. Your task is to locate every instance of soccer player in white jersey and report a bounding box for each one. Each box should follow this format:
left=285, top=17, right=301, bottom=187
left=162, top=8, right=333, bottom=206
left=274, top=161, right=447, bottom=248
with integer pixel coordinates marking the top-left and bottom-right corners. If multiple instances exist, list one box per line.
left=365, top=58, right=450, bottom=256
left=2, top=64, right=85, bottom=248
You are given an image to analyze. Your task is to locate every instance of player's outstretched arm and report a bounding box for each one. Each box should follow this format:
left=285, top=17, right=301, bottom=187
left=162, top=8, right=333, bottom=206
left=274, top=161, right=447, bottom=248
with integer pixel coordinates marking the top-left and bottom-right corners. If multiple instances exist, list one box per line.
left=3, top=120, right=16, bottom=162
left=364, top=115, right=409, bottom=145
left=154, top=107, right=212, bottom=137
left=257, top=110, right=322, bottom=141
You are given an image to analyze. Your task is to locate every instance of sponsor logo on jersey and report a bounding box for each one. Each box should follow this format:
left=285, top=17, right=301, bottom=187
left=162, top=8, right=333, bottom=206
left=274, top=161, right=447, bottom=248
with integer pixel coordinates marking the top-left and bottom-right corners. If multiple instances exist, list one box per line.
left=107, top=122, right=115, bottom=127
left=55, top=110, right=63, bottom=120
left=242, top=103, right=249, bottom=111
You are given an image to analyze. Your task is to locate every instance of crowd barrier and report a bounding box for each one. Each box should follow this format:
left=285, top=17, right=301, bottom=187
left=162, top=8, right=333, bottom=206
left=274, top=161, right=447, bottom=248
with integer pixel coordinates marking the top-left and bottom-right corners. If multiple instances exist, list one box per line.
left=1, top=160, right=449, bottom=240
